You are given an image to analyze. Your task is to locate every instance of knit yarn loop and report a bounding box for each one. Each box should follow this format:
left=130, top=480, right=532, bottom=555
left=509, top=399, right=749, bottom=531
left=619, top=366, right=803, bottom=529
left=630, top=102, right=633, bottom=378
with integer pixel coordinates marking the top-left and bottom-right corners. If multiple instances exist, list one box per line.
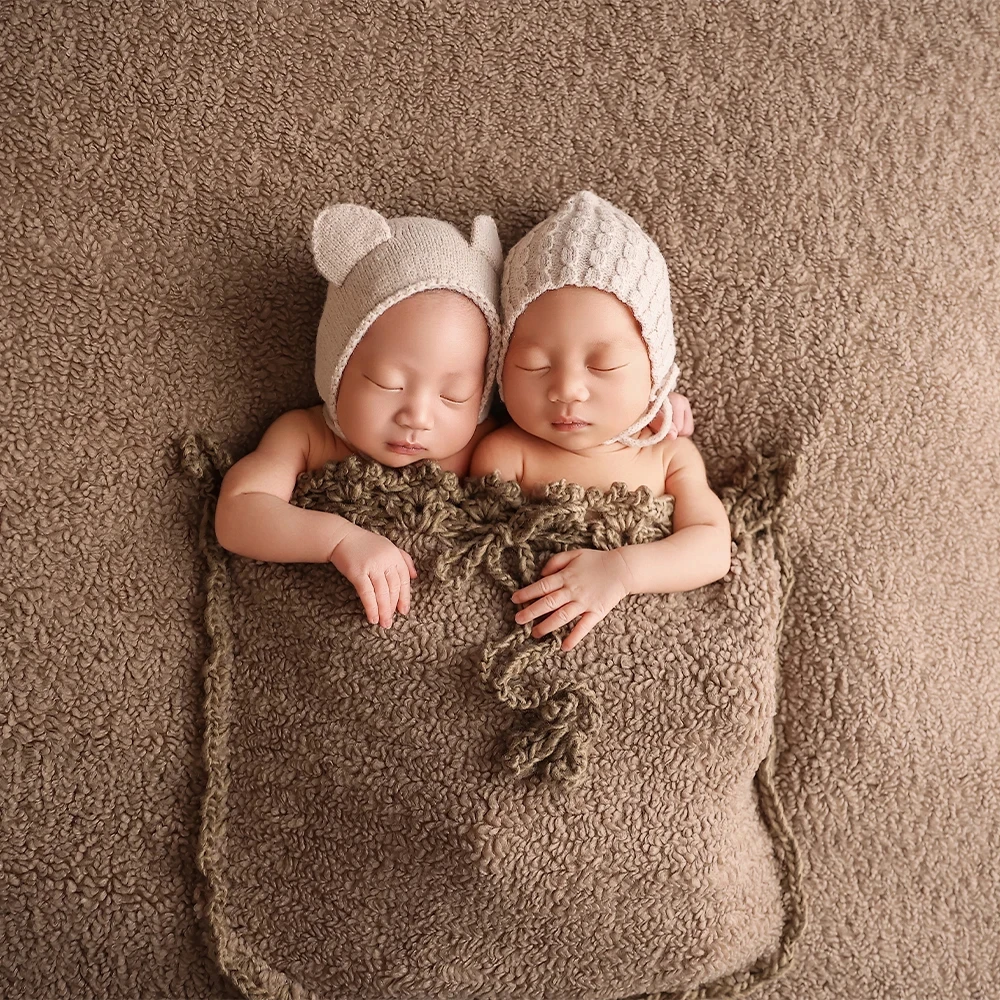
left=478, top=623, right=602, bottom=784
left=288, top=455, right=676, bottom=783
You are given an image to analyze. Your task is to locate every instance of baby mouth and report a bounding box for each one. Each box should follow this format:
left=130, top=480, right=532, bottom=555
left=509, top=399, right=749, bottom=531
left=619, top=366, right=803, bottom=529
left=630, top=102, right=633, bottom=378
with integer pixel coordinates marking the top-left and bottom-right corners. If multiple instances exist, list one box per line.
left=388, top=441, right=426, bottom=452
left=551, top=419, right=589, bottom=430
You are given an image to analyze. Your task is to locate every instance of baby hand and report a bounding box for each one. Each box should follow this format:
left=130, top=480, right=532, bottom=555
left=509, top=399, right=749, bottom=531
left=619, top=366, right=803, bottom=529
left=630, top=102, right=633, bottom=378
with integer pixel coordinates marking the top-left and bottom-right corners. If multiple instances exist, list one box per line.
left=648, top=392, right=694, bottom=439
left=668, top=392, right=694, bottom=438
left=511, top=548, right=633, bottom=652
left=329, top=525, right=417, bottom=628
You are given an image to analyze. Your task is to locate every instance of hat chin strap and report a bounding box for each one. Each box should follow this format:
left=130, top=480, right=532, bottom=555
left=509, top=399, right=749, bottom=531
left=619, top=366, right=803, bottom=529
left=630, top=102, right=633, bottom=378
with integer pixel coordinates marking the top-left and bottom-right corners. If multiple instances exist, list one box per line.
left=602, top=363, right=680, bottom=448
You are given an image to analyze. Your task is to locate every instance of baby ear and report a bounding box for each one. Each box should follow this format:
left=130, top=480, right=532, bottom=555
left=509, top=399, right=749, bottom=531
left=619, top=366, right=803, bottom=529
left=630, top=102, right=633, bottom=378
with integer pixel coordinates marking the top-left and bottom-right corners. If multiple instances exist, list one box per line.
left=311, top=204, right=393, bottom=286
left=470, top=215, right=503, bottom=273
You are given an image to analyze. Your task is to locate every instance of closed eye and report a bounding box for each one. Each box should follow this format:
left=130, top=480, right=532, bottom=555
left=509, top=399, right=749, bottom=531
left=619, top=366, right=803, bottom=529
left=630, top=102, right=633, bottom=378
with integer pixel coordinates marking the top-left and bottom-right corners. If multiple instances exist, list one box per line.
left=516, top=365, right=549, bottom=372
left=589, top=365, right=627, bottom=372
left=365, top=376, right=472, bottom=403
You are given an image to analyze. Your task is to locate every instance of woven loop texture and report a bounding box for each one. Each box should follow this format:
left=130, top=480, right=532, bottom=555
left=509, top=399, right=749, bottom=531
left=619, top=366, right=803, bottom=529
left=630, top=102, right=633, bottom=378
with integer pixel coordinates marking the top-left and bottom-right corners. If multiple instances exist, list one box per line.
left=181, top=435, right=804, bottom=1000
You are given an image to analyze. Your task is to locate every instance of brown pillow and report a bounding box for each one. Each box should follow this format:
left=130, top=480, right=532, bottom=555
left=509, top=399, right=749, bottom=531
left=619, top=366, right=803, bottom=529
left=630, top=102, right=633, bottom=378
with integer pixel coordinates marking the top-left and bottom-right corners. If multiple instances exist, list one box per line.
left=182, top=436, right=805, bottom=1000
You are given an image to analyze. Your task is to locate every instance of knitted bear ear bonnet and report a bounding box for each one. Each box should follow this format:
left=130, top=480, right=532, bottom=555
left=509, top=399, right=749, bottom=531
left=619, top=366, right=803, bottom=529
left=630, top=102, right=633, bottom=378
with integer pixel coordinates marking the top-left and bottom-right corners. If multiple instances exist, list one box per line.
left=499, top=190, right=680, bottom=447
left=311, top=203, right=503, bottom=439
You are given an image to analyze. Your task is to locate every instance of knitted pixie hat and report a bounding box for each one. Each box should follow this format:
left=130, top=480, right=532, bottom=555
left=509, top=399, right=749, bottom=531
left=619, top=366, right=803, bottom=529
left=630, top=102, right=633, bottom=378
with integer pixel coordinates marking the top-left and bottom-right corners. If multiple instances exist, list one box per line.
left=499, top=191, right=680, bottom=447
left=312, top=203, right=503, bottom=439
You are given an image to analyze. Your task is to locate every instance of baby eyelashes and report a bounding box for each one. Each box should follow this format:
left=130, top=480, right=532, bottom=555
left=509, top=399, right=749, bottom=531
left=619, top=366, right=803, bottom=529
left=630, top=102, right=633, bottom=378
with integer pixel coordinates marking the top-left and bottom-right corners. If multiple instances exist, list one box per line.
left=365, top=375, right=475, bottom=405
left=516, top=364, right=627, bottom=373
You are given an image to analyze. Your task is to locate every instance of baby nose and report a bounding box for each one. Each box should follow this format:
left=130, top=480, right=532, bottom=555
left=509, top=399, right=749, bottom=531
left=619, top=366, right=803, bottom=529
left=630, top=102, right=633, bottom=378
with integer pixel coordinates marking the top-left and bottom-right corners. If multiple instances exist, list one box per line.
left=548, top=369, right=589, bottom=403
left=397, top=392, right=434, bottom=429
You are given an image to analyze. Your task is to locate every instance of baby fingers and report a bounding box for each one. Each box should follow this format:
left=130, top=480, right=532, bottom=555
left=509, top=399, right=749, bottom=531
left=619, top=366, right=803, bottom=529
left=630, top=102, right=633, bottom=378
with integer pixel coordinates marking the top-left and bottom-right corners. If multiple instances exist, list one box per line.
left=560, top=611, right=603, bottom=651
left=512, top=570, right=564, bottom=605
left=370, top=568, right=399, bottom=628
left=513, top=584, right=567, bottom=624
left=525, top=601, right=586, bottom=640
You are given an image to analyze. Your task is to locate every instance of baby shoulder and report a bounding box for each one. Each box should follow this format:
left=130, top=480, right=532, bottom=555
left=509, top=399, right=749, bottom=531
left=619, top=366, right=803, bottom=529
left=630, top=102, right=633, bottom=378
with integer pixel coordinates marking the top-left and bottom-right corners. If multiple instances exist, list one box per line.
left=469, top=423, right=525, bottom=482
left=219, top=407, right=316, bottom=505
left=301, top=404, right=352, bottom=470
left=662, top=435, right=709, bottom=489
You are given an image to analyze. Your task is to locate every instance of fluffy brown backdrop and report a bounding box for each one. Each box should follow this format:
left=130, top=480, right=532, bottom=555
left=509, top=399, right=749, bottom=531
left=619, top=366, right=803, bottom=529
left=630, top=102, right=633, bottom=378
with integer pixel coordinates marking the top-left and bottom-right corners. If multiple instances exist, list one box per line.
left=2, top=2, right=999, bottom=999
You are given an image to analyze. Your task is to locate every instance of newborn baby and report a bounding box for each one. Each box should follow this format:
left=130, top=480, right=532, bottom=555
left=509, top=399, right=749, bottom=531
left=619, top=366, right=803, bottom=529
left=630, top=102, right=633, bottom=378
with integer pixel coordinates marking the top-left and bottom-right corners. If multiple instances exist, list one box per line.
left=470, top=191, right=732, bottom=651
left=215, top=203, right=504, bottom=628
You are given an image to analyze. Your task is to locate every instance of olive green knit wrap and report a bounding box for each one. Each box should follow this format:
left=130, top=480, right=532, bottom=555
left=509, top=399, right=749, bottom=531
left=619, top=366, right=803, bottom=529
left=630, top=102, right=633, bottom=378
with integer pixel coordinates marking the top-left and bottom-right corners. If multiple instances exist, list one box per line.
left=291, top=456, right=691, bottom=784
left=288, top=451, right=793, bottom=786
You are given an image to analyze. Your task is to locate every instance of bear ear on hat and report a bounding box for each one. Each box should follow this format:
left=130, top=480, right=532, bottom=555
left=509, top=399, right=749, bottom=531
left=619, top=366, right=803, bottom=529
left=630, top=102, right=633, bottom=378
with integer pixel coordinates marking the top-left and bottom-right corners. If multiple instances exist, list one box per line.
left=470, top=215, right=503, bottom=273
left=311, top=203, right=393, bottom=287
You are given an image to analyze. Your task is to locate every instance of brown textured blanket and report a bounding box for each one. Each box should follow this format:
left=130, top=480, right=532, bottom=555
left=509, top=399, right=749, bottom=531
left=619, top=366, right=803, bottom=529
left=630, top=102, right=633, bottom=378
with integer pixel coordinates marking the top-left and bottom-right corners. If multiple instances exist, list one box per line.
left=5, top=3, right=1000, bottom=998
left=182, top=437, right=803, bottom=1000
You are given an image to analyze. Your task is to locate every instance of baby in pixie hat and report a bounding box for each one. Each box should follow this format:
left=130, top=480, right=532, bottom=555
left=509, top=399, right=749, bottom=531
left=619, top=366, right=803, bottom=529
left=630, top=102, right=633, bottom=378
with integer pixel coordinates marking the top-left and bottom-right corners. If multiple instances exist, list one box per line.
left=470, top=191, right=732, bottom=652
left=215, top=202, right=505, bottom=630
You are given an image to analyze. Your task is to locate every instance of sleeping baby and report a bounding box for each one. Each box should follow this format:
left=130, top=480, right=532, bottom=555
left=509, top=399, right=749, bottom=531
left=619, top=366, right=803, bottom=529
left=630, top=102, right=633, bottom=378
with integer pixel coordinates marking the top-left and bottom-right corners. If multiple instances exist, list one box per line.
left=214, top=203, right=506, bottom=629
left=470, top=191, right=732, bottom=651
left=214, top=199, right=695, bottom=634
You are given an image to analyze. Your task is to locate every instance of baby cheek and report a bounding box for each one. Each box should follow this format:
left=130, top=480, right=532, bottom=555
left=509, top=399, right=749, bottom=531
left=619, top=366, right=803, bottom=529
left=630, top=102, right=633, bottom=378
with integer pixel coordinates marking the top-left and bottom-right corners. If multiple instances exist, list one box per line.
left=505, top=369, right=539, bottom=402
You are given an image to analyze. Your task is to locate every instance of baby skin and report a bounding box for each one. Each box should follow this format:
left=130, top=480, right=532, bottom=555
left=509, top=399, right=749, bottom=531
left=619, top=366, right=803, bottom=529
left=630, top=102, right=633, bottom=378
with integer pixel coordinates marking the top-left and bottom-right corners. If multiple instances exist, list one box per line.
left=215, top=288, right=497, bottom=628
left=470, top=286, right=732, bottom=652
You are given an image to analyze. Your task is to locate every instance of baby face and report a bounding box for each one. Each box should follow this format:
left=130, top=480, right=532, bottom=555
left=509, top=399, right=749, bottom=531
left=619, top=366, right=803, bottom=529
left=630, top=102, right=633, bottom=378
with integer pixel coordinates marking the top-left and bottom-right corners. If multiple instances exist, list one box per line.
left=336, top=289, right=489, bottom=467
left=501, top=286, right=652, bottom=452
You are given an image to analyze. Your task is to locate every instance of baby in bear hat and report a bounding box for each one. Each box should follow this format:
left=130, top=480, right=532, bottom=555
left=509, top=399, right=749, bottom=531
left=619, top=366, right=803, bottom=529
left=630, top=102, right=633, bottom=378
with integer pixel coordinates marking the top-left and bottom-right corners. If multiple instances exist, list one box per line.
left=215, top=202, right=506, bottom=630
left=470, top=191, right=732, bottom=651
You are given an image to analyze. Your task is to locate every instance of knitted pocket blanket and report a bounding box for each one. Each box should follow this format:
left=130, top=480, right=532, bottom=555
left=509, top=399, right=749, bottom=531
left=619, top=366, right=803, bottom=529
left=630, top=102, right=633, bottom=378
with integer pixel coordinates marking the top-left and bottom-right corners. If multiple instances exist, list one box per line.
left=182, top=437, right=805, bottom=1000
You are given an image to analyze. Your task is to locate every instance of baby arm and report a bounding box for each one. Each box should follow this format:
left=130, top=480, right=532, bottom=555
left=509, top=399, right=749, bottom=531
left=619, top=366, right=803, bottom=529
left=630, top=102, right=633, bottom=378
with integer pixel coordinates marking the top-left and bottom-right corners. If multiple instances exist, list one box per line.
left=511, top=438, right=731, bottom=651
left=469, top=425, right=524, bottom=482
left=613, top=438, right=732, bottom=594
left=214, top=409, right=416, bottom=627
left=215, top=409, right=349, bottom=563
